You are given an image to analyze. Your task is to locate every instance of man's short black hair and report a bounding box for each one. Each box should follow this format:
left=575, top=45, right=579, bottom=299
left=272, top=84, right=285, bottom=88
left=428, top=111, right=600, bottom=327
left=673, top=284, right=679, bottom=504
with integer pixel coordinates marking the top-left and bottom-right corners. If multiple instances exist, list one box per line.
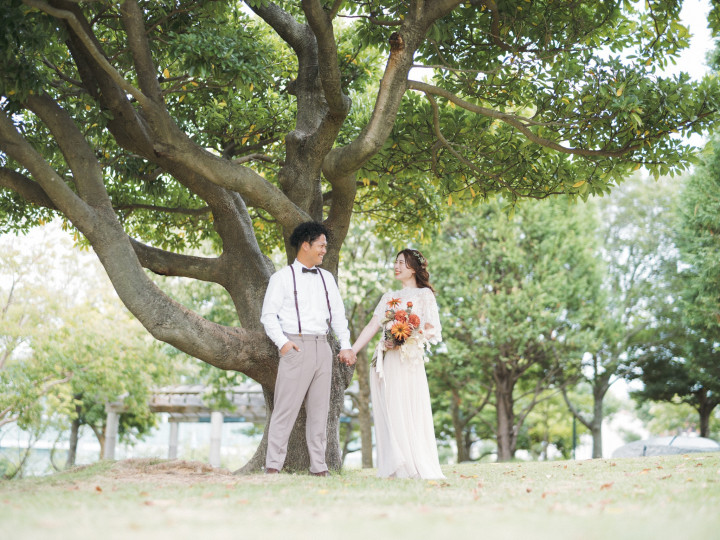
left=289, top=221, right=329, bottom=249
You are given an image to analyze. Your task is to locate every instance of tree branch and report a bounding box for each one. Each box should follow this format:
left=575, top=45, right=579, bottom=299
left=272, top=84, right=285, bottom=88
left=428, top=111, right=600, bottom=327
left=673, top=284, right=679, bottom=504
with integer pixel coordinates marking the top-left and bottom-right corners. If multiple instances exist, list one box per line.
left=0, top=109, right=93, bottom=227
left=323, top=0, right=461, bottom=178
left=0, top=168, right=56, bottom=210
left=249, top=1, right=308, bottom=55
left=425, top=92, right=523, bottom=197
left=302, top=0, right=350, bottom=116
left=25, top=93, right=110, bottom=207
left=129, top=238, right=222, bottom=282
left=561, top=386, right=593, bottom=430
left=119, top=0, right=163, bottom=103
left=23, top=0, right=152, bottom=109
left=114, top=203, right=210, bottom=217
left=408, top=80, right=644, bottom=158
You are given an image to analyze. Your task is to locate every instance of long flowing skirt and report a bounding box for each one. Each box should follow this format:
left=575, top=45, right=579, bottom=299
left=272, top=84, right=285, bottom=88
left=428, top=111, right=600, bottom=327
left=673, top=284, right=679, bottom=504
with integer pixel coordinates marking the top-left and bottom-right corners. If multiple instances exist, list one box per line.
left=370, top=347, right=445, bottom=479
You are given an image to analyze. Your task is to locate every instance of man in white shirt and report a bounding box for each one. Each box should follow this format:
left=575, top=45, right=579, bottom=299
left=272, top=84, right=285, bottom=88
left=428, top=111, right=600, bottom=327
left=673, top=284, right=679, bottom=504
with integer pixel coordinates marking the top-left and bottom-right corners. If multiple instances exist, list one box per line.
left=260, top=222, right=356, bottom=476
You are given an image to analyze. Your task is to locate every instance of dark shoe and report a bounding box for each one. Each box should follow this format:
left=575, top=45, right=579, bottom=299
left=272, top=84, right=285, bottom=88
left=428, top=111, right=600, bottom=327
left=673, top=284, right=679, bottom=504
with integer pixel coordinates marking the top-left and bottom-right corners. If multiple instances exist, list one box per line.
left=310, top=470, right=329, bottom=477
left=265, top=468, right=280, bottom=474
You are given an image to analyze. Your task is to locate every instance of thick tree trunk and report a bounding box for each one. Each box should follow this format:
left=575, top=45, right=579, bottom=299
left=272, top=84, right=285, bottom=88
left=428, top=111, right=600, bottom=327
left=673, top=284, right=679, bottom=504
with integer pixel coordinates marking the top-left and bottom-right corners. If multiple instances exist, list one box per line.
left=355, top=347, right=374, bottom=468
left=495, top=377, right=516, bottom=462
left=66, top=417, right=80, bottom=469
left=699, top=408, right=710, bottom=438
left=590, top=378, right=610, bottom=458
left=696, top=389, right=717, bottom=438
left=591, top=397, right=604, bottom=458
left=451, top=392, right=470, bottom=463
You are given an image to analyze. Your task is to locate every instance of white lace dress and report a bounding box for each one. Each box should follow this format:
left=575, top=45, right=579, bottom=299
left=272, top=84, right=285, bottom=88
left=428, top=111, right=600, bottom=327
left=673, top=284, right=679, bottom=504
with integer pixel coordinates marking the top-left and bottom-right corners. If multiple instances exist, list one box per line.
left=370, top=287, right=445, bottom=479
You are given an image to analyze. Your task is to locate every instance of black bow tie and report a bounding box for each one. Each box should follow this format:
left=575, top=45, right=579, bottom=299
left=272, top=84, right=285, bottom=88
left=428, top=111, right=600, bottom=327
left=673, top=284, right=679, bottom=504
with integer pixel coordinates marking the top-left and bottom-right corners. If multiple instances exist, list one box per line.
left=302, top=267, right=318, bottom=274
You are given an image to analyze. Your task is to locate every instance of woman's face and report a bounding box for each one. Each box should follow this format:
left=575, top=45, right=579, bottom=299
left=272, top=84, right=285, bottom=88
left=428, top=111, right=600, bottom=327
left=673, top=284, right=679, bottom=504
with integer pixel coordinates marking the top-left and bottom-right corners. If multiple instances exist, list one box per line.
left=394, top=254, right=415, bottom=282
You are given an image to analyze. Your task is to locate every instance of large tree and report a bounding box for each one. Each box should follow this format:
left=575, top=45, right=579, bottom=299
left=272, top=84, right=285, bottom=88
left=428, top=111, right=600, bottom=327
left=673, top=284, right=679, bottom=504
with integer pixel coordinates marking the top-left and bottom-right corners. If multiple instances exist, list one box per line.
left=562, top=175, right=680, bottom=458
left=428, top=199, right=601, bottom=461
left=0, top=228, right=170, bottom=475
left=632, top=132, right=720, bottom=438
left=1, top=0, right=717, bottom=471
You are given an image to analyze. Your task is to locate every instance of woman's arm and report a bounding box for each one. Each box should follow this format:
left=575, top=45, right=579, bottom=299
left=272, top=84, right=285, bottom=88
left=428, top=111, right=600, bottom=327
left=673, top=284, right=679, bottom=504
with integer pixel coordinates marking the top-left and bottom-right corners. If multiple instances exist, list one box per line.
left=351, top=315, right=381, bottom=354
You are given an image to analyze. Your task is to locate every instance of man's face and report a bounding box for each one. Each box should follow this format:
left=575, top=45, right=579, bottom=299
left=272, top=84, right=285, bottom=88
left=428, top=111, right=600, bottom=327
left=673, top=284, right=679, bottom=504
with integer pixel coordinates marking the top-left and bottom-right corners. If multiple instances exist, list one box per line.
left=304, top=234, right=328, bottom=267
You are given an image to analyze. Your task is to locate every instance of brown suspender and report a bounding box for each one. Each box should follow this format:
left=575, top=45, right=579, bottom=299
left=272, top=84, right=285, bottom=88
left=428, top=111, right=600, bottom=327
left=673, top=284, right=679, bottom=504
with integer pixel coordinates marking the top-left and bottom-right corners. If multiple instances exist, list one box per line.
left=289, top=265, right=332, bottom=335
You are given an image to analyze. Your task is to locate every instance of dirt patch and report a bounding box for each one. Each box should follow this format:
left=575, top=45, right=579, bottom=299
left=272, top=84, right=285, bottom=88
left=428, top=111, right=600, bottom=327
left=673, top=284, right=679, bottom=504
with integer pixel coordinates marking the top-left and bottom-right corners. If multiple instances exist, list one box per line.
left=98, top=458, right=256, bottom=486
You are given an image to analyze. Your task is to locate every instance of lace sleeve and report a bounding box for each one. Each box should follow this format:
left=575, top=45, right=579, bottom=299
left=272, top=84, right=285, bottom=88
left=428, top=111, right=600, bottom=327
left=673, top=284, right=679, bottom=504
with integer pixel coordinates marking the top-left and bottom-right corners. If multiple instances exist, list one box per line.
left=421, top=288, right=442, bottom=344
left=373, top=292, right=391, bottom=321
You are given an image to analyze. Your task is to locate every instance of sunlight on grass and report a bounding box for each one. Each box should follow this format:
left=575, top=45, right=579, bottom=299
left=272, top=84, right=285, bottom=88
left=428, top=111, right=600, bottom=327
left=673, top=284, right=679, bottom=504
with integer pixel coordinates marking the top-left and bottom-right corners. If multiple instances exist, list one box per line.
left=1, top=454, right=718, bottom=540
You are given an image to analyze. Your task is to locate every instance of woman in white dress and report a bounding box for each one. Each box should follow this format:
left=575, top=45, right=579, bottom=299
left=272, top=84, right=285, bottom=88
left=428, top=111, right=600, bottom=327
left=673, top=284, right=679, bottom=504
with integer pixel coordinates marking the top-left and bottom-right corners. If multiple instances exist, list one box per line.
left=352, top=249, right=445, bottom=479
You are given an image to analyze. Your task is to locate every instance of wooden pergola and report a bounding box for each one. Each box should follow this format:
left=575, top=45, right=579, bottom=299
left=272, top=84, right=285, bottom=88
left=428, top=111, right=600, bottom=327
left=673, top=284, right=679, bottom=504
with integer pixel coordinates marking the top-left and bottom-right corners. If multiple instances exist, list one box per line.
left=103, top=382, right=266, bottom=467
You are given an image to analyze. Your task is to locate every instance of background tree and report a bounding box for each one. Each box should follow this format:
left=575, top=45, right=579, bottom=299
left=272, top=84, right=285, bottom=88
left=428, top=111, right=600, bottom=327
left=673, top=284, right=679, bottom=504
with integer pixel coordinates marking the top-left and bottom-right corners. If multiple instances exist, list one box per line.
left=1, top=0, right=717, bottom=471
left=562, top=175, right=680, bottom=458
left=631, top=132, right=720, bottom=438
left=0, top=227, right=171, bottom=474
left=428, top=199, right=601, bottom=461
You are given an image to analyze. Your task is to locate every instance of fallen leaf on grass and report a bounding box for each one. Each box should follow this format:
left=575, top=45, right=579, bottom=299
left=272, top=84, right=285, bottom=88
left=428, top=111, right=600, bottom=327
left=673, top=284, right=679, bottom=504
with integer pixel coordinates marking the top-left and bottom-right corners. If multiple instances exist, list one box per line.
left=459, top=474, right=478, bottom=479
left=640, top=469, right=651, bottom=474
left=600, top=482, right=614, bottom=490
left=660, top=475, right=672, bottom=480
left=695, top=463, right=704, bottom=467
left=139, top=491, right=149, bottom=497
left=237, top=499, right=249, bottom=505
left=95, top=486, right=102, bottom=493
left=143, top=499, right=174, bottom=507
left=526, top=487, right=532, bottom=493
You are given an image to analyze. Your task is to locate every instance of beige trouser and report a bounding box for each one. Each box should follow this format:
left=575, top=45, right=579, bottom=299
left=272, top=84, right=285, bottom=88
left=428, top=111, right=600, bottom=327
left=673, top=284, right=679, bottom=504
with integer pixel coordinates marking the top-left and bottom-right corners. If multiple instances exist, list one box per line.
left=266, top=333, right=333, bottom=473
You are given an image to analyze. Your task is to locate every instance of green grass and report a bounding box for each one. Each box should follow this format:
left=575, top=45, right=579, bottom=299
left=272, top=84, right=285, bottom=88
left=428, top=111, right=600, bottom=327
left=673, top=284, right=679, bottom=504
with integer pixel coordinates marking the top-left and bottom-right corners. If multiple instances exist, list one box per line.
left=1, top=453, right=719, bottom=539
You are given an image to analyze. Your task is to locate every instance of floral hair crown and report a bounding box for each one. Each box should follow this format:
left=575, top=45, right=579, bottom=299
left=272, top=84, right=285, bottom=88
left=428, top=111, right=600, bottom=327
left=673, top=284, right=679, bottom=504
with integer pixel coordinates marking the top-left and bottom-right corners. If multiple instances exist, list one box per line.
left=411, top=249, right=426, bottom=266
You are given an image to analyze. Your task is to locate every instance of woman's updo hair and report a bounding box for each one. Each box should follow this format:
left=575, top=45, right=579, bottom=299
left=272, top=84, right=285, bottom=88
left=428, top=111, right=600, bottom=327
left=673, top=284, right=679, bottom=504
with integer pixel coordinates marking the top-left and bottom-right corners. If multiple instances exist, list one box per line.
left=397, top=248, right=435, bottom=293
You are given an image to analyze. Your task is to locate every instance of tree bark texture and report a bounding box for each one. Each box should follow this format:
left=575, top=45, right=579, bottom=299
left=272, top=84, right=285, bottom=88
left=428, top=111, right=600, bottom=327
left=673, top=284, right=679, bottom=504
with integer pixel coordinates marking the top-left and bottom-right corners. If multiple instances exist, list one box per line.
left=355, top=347, right=374, bottom=468
left=494, top=375, right=516, bottom=462
left=66, top=416, right=80, bottom=469
left=451, top=392, right=470, bottom=463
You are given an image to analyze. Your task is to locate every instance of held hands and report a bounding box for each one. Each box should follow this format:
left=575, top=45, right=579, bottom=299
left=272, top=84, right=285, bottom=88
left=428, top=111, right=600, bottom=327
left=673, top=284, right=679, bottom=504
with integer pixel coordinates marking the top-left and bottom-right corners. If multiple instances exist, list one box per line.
left=338, top=349, right=356, bottom=366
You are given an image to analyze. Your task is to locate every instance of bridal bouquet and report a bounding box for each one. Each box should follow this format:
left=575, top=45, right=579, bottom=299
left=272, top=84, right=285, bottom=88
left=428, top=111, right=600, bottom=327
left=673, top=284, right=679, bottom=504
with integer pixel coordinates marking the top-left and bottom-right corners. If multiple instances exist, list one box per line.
left=372, top=298, right=428, bottom=376
left=380, top=297, right=424, bottom=350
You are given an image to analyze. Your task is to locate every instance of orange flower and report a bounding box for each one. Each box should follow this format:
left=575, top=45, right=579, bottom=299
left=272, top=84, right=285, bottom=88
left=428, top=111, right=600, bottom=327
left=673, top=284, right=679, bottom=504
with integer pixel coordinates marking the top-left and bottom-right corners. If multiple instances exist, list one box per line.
left=390, top=321, right=412, bottom=342
left=407, top=301, right=413, bottom=308
left=408, top=313, right=421, bottom=328
left=387, top=297, right=401, bottom=308
left=394, top=309, right=408, bottom=322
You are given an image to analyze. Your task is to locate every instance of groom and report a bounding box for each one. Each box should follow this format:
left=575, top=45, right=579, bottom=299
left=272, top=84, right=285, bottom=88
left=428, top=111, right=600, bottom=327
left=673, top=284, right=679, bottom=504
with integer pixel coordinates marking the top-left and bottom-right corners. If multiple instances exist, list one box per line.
left=260, top=222, right=356, bottom=476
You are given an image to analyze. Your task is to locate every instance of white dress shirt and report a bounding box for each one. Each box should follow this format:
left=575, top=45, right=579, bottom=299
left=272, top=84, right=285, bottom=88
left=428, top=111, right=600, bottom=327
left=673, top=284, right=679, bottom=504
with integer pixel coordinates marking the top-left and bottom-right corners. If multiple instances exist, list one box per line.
left=261, top=260, right=352, bottom=351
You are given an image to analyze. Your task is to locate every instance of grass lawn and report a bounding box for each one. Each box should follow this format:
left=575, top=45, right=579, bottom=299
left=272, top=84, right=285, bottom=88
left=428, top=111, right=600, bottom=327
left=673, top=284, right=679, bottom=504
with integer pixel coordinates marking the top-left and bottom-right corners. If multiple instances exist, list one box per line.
left=1, top=453, right=718, bottom=540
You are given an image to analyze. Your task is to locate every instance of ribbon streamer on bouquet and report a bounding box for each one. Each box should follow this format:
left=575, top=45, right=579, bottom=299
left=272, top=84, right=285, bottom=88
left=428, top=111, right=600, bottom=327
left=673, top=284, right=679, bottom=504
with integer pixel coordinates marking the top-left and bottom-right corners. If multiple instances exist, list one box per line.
left=373, top=341, right=385, bottom=379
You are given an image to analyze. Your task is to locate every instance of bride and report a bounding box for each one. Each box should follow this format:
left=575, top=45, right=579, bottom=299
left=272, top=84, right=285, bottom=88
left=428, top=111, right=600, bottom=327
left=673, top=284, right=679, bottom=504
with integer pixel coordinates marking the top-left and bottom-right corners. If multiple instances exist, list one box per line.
left=352, top=249, right=445, bottom=479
